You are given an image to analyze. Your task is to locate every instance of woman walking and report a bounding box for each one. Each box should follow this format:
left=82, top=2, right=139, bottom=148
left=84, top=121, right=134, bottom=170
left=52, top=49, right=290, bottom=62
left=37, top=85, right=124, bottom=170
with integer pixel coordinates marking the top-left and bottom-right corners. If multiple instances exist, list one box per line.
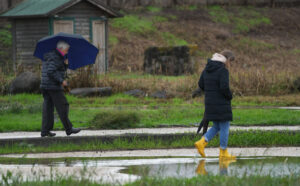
left=194, top=50, right=236, bottom=159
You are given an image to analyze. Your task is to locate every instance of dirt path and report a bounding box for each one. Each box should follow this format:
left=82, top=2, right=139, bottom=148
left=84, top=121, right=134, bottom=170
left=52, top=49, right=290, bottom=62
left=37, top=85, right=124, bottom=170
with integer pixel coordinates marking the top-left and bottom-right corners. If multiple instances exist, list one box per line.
left=1, top=147, right=299, bottom=159
left=0, top=126, right=299, bottom=139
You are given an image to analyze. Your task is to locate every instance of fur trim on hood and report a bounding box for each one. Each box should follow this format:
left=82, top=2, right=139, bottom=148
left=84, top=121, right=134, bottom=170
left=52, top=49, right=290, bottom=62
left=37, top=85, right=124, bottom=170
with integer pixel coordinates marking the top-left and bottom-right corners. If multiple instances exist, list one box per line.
left=211, top=53, right=227, bottom=63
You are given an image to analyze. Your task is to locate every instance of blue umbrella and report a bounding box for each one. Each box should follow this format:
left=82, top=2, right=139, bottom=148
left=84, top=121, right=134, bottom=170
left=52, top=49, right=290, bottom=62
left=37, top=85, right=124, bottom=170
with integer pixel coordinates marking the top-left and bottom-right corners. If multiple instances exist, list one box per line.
left=34, top=32, right=99, bottom=70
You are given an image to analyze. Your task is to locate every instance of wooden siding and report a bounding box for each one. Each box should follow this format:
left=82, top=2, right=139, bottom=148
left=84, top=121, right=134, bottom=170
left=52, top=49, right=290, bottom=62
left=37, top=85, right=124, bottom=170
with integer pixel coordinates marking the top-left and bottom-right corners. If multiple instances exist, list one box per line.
left=57, top=1, right=109, bottom=41
left=15, top=18, right=49, bottom=65
left=57, top=1, right=108, bottom=73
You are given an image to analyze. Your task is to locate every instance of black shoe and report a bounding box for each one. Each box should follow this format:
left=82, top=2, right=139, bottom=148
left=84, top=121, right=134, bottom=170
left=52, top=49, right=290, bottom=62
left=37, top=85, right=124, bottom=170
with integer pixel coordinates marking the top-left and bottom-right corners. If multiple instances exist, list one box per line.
left=41, top=131, right=56, bottom=137
left=66, top=128, right=81, bottom=136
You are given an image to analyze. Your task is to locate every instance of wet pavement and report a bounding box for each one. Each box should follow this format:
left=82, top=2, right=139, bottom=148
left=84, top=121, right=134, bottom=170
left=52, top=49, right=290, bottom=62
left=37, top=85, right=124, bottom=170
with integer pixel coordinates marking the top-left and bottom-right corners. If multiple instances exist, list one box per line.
left=1, top=147, right=300, bottom=159
left=0, top=126, right=299, bottom=139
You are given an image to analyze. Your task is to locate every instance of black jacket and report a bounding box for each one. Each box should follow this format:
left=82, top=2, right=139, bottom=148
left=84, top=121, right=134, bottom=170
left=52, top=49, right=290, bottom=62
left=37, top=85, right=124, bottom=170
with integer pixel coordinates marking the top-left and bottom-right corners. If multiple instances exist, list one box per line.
left=198, top=59, right=233, bottom=121
left=40, top=50, right=67, bottom=90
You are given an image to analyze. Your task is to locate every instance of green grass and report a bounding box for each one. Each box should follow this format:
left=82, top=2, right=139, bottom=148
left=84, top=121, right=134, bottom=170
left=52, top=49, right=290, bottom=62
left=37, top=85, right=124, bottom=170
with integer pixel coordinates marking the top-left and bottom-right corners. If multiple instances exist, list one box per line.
left=152, top=16, right=168, bottom=23
left=4, top=175, right=299, bottom=186
left=1, top=94, right=300, bottom=132
left=0, top=24, right=12, bottom=47
left=3, top=175, right=300, bottom=186
left=108, top=35, right=119, bottom=46
left=91, top=110, right=140, bottom=129
left=238, top=37, right=275, bottom=50
left=291, top=49, right=300, bottom=54
left=1, top=106, right=300, bottom=132
left=208, top=6, right=271, bottom=33
left=0, top=131, right=299, bottom=154
left=161, top=32, right=188, bottom=46
left=111, top=15, right=156, bottom=34
left=146, top=6, right=162, bottom=13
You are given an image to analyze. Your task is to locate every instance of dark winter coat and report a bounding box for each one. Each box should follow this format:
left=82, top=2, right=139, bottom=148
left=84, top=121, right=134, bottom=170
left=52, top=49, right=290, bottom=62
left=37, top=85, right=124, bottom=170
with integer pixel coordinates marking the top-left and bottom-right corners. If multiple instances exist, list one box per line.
left=40, top=50, right=67, bottom=90
left=198, top=59, right=233, bottom=121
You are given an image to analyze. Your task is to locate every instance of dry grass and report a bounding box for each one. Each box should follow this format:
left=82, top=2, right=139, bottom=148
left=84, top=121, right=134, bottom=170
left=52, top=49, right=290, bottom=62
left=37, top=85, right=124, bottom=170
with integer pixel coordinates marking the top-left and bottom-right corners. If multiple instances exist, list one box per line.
left=66, top=68, right=298, bottom=98
left=103, top=7, right=300, bottom=98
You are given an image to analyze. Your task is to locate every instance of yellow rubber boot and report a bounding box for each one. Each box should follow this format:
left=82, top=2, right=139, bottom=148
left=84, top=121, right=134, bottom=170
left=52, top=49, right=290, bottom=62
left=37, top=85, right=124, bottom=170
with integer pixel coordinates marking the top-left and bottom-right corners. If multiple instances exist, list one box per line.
left=194, top=137, right=208, bottom=157
left=196, top=160, right=207, bottom=175
left=219, top=148, right=236, bottom=160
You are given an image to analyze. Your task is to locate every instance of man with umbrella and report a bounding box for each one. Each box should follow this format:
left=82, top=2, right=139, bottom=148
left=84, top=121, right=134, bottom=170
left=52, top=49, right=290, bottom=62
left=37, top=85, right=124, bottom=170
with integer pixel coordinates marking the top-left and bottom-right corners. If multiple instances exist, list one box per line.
left=40, top=40, right=81, bottom=137
left=35, top=33, right=99, bottom=137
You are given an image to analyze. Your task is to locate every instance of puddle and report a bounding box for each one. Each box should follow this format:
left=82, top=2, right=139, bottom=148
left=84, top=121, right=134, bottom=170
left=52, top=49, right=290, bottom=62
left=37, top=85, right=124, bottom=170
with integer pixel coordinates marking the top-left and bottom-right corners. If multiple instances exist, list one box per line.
left=0, top=157, right=300, bottom=184
left=122, top=157, right=300, bottom=178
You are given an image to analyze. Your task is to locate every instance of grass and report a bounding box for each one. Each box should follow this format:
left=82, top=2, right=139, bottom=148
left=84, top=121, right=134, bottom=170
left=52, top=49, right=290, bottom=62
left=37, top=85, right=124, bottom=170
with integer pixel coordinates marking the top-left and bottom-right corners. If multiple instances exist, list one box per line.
left=161, top=32, right=188, bottom=46
left=2, top=106, right=300, bottom=132
left=0, top=131, right=299, bottom=154
left=111, top=15, right=156, bottom=34
left=152, top=16, right=168, bottom=23
left=207, top=5, right=271, bottom=33
left=1, top=93, right=300, bottom=132
left=146, top=6, right=162, bottom=13
left=108, top=35, right=119, bottom=46
left=3, top=174, right=300, bottom=186
left=0, top=24, right=12, bottom=47
left=127, top=175, right=300, bottom=186
left=91, top=111, right=140, bottom=129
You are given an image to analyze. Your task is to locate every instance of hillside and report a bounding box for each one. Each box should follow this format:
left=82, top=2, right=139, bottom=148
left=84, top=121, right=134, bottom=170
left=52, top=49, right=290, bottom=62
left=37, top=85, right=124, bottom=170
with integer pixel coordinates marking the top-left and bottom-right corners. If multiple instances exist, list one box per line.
left=105, top=5, right=300, bottom=95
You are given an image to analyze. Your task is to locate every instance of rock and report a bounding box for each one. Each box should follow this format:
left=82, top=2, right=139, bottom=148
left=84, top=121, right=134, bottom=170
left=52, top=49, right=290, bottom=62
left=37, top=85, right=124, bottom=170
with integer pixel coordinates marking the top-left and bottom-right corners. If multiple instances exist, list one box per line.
left=150, top=91, right=167, bottom=99
left=192, top=88, right=203, bottom=98
left=144, top=46, right=196, bottom=76
left=70, top=87, right=112, bottom=97
left=124, top=89, right=145, bottom=97
left=9, top=72, right=40, bottom=94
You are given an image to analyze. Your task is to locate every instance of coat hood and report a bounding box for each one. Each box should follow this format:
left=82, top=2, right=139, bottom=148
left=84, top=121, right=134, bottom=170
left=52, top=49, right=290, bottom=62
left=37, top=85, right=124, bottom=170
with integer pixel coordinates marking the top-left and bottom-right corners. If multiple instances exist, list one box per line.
left=205, top=59, right=225, bottom=73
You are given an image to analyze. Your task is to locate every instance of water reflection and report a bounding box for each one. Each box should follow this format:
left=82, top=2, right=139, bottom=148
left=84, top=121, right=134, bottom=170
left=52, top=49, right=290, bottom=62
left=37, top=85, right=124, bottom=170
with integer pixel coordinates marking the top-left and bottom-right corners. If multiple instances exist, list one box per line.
left=196, top=159, right=237, bottom=176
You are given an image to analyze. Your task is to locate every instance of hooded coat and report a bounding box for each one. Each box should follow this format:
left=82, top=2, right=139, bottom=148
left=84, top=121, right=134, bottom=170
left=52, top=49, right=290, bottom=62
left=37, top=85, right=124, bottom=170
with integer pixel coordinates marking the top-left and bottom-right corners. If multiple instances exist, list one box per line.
left=198, top=59, right=233, bottom=121
left=40, top=50, right=67, bottom=90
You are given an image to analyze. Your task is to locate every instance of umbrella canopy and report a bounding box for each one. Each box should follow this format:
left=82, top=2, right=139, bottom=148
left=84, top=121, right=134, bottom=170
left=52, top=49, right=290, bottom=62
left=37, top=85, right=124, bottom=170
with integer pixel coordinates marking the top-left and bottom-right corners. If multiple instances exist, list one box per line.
left=34, top=32, right=99, bottom=70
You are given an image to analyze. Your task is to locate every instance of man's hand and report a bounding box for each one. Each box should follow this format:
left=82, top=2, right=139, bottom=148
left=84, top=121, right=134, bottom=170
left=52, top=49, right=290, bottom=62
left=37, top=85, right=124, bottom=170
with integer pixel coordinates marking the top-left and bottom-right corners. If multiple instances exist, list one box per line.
left=64, top=59, right=69, bottom=65
left=62, top=80, right=68, bottom=87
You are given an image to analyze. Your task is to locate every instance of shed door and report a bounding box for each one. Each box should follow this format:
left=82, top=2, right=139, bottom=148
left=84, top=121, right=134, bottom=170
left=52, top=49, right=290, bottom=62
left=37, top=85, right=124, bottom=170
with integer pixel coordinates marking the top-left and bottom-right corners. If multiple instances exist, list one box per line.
left=92, top=20, right=106, bottom=74
left=53, top=20, right=74, bottom=34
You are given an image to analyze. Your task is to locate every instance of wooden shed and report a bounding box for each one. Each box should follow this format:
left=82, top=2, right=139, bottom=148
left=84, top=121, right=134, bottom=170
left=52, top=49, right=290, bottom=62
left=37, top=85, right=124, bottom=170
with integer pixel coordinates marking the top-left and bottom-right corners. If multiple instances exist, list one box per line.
left=0, top=0, right=122, bottom=73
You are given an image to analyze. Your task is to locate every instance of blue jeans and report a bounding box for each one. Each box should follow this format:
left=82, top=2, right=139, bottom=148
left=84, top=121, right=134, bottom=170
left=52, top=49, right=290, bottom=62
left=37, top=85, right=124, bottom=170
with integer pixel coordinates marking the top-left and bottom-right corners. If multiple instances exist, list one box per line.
left=204, top=121, right=230, bottom=150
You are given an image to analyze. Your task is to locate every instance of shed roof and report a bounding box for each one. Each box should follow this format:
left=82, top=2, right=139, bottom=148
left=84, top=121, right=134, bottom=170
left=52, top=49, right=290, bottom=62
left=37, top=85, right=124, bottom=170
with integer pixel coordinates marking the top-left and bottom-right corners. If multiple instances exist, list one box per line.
left=1, top=0, right=122, bottom=18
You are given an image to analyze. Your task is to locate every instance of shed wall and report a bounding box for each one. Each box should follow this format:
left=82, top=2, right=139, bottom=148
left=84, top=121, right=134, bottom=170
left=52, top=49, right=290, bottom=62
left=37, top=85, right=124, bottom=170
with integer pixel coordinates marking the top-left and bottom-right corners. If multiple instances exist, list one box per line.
left=57, top=1, right=109, bottom=41
left=15, top=18, right=49, bottom=67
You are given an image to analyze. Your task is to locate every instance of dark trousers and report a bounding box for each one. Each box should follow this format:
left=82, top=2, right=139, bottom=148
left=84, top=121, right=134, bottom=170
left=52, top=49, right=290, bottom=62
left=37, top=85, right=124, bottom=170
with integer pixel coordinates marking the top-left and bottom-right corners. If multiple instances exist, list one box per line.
left=42, top=89, right=73, bottom=133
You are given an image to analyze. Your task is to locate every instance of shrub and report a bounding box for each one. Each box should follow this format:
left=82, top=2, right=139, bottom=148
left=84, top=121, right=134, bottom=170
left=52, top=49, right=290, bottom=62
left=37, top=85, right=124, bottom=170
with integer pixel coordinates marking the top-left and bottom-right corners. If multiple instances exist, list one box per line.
left=91, top=110, right=140, bottom=129
left=0, top=102, right=23, bottom=114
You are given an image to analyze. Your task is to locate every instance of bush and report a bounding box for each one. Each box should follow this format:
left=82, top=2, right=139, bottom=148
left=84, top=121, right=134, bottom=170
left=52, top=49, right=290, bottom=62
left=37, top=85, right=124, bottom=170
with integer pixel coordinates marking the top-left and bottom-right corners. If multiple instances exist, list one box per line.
left=91, top=110, right=140, bottom=129
left=0, top=102, right=23, bottom=115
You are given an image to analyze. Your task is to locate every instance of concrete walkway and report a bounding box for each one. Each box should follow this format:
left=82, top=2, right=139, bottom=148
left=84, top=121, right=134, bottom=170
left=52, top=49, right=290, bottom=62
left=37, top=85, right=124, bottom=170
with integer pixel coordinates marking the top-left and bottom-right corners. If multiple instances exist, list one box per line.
left=0, top=126, right=299, bottom=139
left=1, top=147, right=300, bottom=158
